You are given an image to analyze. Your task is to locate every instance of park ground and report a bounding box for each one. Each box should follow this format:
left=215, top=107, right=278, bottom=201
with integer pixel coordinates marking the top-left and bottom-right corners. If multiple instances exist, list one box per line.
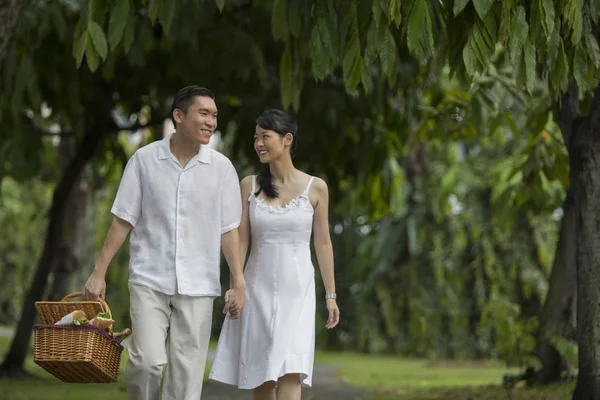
left=0, top=326, right=574, bottom=400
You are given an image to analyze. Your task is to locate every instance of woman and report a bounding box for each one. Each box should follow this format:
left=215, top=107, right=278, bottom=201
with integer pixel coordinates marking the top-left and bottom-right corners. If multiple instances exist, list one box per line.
left=209, top=109, right=340, bottom=399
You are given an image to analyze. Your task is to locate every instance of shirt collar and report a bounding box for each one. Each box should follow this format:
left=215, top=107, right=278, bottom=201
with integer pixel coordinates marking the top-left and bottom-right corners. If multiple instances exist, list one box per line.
left=158, top=135, right=212, bottom=164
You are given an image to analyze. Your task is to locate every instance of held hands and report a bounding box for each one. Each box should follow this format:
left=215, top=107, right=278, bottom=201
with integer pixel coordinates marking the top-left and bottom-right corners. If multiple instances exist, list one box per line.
left=83, top=268, right=106, bottom=301
left=326, top=299, right=340, bottom=329
left=223, top=280, right=246, bottom=320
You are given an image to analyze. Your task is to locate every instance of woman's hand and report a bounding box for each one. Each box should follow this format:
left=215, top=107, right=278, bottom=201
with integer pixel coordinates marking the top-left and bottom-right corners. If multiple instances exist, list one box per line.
left=325, top=299, right=340, bottom=329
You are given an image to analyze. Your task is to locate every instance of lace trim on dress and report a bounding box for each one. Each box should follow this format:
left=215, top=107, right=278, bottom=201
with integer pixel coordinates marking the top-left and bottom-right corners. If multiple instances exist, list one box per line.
left=249, top=175, right=315, bottom=215
left=253, top=192, right=311, bottom=215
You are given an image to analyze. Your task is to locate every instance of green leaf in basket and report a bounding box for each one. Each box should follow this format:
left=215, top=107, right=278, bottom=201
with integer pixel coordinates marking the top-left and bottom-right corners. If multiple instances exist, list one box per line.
left=97, top=312, right=111, bottom=319
left=74, top=316, right=89, bottom=326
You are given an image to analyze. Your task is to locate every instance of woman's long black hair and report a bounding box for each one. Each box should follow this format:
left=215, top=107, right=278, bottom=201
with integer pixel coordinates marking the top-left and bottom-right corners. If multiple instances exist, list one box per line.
left=255, top=109, right=298, bottom=199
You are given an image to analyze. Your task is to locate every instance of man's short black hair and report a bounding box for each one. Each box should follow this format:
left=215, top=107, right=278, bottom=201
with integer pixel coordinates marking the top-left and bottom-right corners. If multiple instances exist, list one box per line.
left=170, top=86, right=215, bottom=125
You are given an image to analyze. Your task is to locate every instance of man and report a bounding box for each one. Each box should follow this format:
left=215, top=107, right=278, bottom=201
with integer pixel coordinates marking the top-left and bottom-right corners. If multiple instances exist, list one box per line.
left=83, top=85, right=246, bottom=400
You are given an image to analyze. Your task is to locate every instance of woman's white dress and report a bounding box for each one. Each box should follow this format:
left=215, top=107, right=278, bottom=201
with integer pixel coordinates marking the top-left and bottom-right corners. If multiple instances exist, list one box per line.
left=209, top=176, right=316, bottom=389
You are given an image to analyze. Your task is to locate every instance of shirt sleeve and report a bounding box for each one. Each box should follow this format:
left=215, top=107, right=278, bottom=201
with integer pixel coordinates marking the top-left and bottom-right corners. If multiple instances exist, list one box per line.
left=220, top=164, right=242, bottom=234
left=111, top=153, right=142, bottom=227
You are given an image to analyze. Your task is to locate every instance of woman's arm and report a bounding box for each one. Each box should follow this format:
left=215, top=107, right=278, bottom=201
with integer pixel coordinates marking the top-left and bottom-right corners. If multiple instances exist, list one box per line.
left=311, top=177, right=340, bottom=329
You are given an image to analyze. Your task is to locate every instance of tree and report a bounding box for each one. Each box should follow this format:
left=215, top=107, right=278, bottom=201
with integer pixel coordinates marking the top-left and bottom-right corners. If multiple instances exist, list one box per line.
left=2, top=0, right=392, bottom=374
left=3, top=1, right=597, bottom=395
left=0, top=0, right=27, bottom=61
left=87, top=1, right=597, bottom=395
left=232, top=1, right=597, bottom=396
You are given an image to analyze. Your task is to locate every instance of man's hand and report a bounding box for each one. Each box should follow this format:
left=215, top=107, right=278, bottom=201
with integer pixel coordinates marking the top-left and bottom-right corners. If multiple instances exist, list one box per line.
left=83, top=269, right=106, bottom=301
left=82, top=216, right=131, bottom=302
left=223, top=279, right=246, bottom=319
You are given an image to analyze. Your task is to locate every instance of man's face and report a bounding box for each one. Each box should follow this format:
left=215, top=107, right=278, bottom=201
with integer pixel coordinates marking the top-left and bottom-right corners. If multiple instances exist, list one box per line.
left=174, top=96, right=218, bottom=145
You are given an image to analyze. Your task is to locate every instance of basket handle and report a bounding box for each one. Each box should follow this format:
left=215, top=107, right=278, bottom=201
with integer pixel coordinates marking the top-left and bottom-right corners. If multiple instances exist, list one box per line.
left=60, top=291, right=114, bottom=334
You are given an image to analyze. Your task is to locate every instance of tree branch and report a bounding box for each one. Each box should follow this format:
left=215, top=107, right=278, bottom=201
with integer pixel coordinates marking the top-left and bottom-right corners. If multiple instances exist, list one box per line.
left=0, top=0, right=28, bottom=63
left=41, top=131, right=72, bottom=137
left=37, top=116, right=167, bottom=138
left=119, top=117, right=167, bottom=132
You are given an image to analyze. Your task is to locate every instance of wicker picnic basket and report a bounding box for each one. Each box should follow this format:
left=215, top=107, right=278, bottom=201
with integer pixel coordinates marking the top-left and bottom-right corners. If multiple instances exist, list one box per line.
left=33, top=292, right=131, bottom=383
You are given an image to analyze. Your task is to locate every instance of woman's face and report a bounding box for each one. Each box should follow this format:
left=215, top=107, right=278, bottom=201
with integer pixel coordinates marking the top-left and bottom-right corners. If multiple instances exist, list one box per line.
left=254, top=124, right=289, bottom=163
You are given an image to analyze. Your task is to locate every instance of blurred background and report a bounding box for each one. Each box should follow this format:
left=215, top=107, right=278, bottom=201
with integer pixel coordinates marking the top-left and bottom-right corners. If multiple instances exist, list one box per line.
left=1, top=0, right=598, bottom=399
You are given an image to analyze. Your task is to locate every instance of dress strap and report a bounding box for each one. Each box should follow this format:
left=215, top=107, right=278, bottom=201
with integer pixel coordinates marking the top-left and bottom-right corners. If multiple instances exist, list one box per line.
left=248, top=175, right=257, bottom=202
left=304, top=176, right=315, bottom=195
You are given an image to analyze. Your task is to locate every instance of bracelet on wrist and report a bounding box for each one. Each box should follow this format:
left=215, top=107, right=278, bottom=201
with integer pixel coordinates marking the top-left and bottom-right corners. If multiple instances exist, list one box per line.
left=325, top=293, right=336, bottom=300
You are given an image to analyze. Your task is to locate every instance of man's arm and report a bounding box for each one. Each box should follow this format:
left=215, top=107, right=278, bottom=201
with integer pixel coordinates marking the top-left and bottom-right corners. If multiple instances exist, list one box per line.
left=230, top=176, right=253, bottom=289
left=84, top=153, right=141, bottom=301
left=220, top=165, right=246, bottom=318
left=83, top=216, right=132, bottom=300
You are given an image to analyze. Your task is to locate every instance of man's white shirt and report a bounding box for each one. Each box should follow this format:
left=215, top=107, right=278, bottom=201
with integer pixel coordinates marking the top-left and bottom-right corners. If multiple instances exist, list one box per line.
left=111, top=135, right=242, bottom=296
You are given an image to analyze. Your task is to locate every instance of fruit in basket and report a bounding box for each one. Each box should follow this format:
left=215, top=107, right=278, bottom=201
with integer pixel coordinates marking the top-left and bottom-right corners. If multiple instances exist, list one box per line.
left=55, top=310, right=88, bottom=326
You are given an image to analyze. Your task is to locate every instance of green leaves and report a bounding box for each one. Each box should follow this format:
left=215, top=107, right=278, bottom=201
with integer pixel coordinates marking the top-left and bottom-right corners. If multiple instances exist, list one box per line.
left=287, top=0, right=302, bottom=38
left=509, top=6, right=528, bottom=67
left=73, top=32, right=88, bottom=68
left=573, top=44, right=592, bottom=93
left=379, top=26, right=398, bottom=82
left=309, top=14, right=337, bottom=81
left=215, top=0, right=226, bottom=13
left=342, top=35, right=363, bottom=92
left=550, top=40, right=570, bottom=94
left=279, top=48, right=293, bottom=109
left=388, top=0, right=402, bottom=25
left=108, top=0, right=130, bottom=50
left=159, top=0, right=177, bottom=34
left=563, top=0, right=583, bottom=44
left=462, top=11, right=498, bottom=77
left=63, top=0, right=600, bottom=101
left=88, top=21, right=108, bottom=60
left=365, top=18, right=398, bottom=87
left=592, top=0, right=600, bottom=21
left=122, top=10, right=136, bottom=53
left=271, top=0, right=288, bottom=42
left=472, top=0, right=494, bottom=19
left=585, top=31, right=600, bottom=68
left=537, top=0, right=555, bottom=38
left=309, top=26, right=328, bottom=80
left=339, top=3, right=364, bottom=92
left=85, top=40, right=100, bottom=71
left=454, top=0, right=470, bottom=15
left=405, top=0, right=435, bottom=62
left=149, top=0, right=160, bottom=22
left=148, top=0, right=177, bottom=33
left=72, top=23, right=104, bottom=72
left=524, top=39, right=536, bottom=94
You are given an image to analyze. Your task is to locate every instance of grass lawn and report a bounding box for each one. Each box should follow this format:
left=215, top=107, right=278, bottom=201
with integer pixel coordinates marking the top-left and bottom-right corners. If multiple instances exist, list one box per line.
left=0, top=334, right=215, bottom=400
left=315, top=352, right=575, bottom=399
left=0, top=330, right=575, bottom=400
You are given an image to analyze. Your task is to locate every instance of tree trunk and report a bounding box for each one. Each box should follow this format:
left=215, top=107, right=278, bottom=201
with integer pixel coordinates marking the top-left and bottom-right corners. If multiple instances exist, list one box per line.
left=47, top=137, right=86, bottom=301
left=569, top=84, right=600, bottom=400
left=0, top=0, right=27, bottom=62
left=0, top=128, right=105, bottom=377
left=534, top=190, right=577, bottom=383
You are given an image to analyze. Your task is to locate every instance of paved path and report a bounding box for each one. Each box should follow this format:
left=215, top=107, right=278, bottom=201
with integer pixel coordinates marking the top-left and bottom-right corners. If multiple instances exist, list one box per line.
left=0, top=326, right=14, bottom=338
left=201, top=349, right=367, bottom=399
left=201, top=363, right=368, bottom=400
left=1, top=326, right=367, bottom=399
